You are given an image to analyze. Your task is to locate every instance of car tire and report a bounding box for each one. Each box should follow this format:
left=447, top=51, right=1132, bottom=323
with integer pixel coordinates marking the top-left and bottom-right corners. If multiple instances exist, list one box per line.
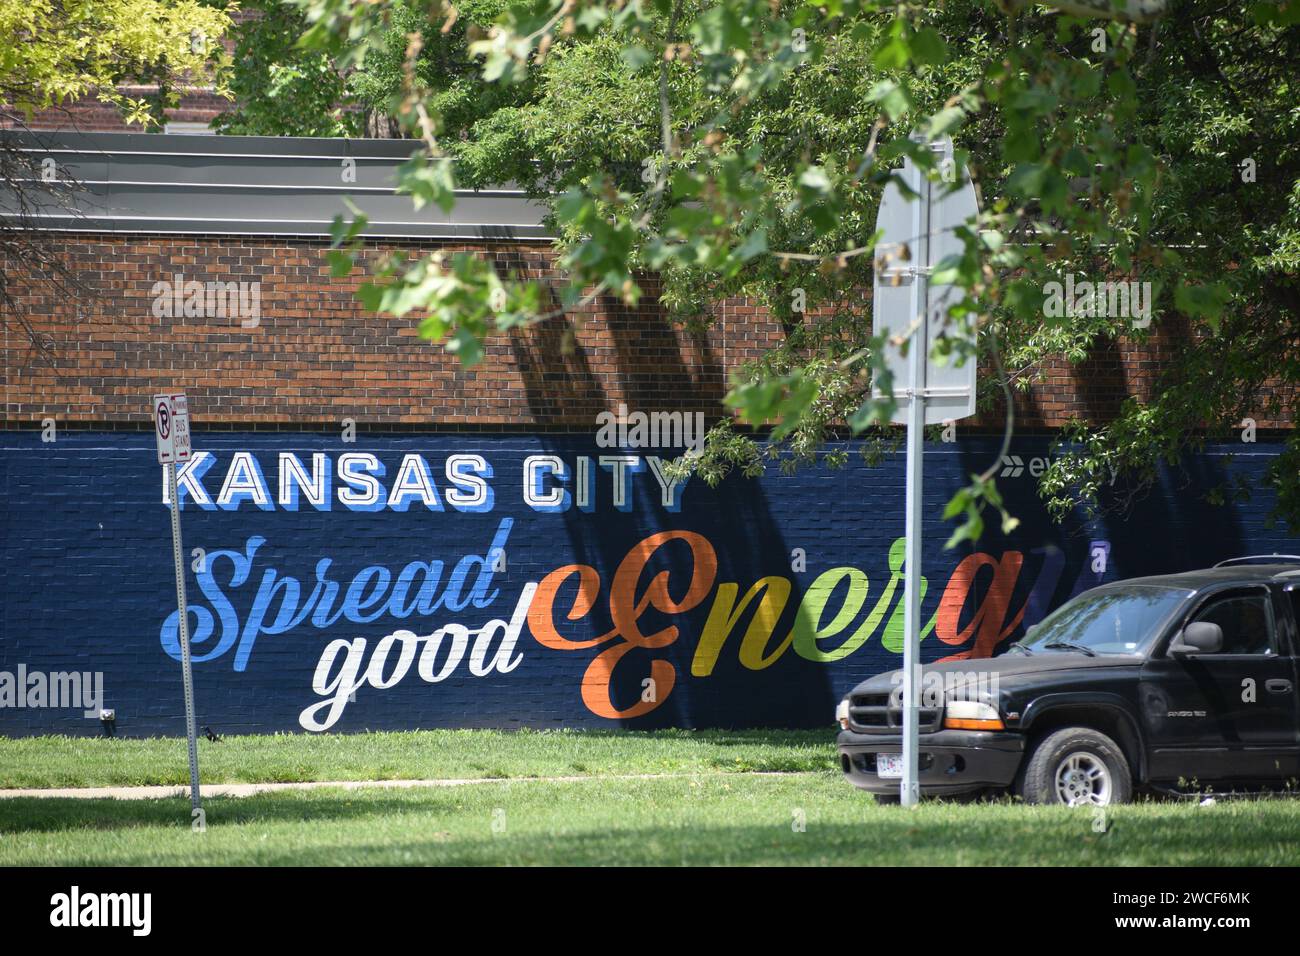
left=1019, top=727, right=1132, bottom=807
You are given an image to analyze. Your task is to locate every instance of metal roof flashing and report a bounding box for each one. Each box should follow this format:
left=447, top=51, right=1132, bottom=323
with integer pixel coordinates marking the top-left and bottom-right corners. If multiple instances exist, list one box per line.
left=0, top=130, right=554, bottom=241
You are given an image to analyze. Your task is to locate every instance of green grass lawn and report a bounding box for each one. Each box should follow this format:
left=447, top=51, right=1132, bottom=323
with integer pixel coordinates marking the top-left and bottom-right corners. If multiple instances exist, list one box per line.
left=0, top=728, right=834, bottom=789
left=5, top=729, right=1300, bottom=865
left=5, top=772, right=1300, bottom=865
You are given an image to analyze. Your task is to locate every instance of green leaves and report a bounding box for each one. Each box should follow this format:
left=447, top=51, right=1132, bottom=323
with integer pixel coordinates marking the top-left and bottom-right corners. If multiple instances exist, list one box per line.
left=213, top=0, right=356, bottom=137
left=942, top=485, right=983, bottom=549
left=871, top=18, right=949, bottom=72
left=872, top=18, right=911, bottom=70
left=327, top=206, right=369, bottom=277
left=910, top=27, right=949, bottom=66
left=397, top=152, right=457, bottom=214
left=620, top=44, right=653, bottom=71
left=466, top=0, right=582, bottom=84
left=847, top=395, right=892, bottom=432
left=868, top=79, right=913, bottom=122
left=916, top=105, right=966, bottom=140
left=358, top=250, right=542, bottom=365
left=690, top=4, right=751, bottom=56
left=1174, top=282, right=1231, bottom=329
left=725, top=372, right=819, bottom=441
left=943, top=475, right=1020, bottom=551
left=0, top=0, right=232, bottom=126
left=1250, top=0, right=1300, bottom=25
left=793, top=163, right=842, bottom=232
left=553, top=179, right=642, bottom=302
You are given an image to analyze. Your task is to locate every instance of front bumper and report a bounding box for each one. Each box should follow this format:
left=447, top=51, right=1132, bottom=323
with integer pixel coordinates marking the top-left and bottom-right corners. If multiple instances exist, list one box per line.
left=837, top=728, right=1025, bottom=796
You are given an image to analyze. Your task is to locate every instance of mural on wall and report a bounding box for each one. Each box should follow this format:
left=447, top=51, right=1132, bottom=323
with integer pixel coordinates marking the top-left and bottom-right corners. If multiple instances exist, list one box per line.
left=0, top=431, right=1292, bottom=735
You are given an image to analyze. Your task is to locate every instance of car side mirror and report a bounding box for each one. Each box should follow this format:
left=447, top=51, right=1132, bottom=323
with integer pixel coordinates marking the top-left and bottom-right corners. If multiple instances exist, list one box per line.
left=1169, top=621, right=1224, bottom=656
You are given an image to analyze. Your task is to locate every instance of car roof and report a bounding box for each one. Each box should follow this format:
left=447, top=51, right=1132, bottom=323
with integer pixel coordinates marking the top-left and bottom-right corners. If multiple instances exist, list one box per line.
left=1103, top=564, right=1300, bottom=590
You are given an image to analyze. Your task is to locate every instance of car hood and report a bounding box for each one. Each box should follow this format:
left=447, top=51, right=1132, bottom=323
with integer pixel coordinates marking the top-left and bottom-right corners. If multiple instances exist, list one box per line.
left=848, top=652, right=1137, bottom=696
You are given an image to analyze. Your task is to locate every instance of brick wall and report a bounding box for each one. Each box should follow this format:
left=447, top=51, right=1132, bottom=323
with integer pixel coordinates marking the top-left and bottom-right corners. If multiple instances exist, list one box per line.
left=2, top=231, right=1249, bottom=433
left=0, top=89, right=228, bottom=134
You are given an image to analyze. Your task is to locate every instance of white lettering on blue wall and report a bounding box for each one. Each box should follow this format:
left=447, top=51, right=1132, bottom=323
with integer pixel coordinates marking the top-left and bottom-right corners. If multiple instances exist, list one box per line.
left=162, top=451, right=688, bottom=513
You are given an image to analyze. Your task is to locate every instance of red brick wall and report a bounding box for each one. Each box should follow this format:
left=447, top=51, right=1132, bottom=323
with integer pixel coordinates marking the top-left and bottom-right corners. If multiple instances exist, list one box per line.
left=2, top=234, right=748, bottom=428
left=0, top=232, right=1277, bottom=432
left=0, top=88, right=228, bottom=134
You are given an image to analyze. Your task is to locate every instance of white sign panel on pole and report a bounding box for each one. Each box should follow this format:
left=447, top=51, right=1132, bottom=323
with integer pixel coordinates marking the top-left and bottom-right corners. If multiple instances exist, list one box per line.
left=154, top=393, right=192, bottom=464
left=871, top=137, right=979, bottom=425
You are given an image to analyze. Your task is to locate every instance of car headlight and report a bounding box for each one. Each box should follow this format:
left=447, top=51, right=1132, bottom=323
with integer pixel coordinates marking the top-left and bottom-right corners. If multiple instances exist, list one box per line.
left=836, top=698, right=850, bottom=730
left=942, top=700, right=1005, bottom=731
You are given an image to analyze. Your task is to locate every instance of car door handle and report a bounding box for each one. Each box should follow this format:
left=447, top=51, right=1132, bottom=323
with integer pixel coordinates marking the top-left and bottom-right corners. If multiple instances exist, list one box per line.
left=1266, top=679, right=1292, bottom=694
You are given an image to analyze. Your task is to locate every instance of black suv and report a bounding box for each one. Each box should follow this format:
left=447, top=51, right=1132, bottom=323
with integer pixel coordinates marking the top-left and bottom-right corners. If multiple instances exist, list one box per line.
left=837, top=558, right=1300, bottom=806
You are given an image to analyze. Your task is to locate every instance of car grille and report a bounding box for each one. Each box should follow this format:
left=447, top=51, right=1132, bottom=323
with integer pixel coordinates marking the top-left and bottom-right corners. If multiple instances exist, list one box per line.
left=848, top=691, right=942, bottom=734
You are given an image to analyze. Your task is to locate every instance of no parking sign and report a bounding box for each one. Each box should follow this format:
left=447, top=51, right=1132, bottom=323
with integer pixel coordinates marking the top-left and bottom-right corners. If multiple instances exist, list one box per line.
left=153, top=393, right=192, bottom=464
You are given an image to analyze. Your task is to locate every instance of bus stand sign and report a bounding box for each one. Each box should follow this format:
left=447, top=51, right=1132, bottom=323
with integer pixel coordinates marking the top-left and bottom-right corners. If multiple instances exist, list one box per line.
left=153, top=393, right=192, bottom=465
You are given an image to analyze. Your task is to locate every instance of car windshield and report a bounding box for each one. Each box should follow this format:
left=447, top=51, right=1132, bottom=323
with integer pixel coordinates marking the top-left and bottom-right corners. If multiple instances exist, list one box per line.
left=1016, top=585, right=1193, bottom=656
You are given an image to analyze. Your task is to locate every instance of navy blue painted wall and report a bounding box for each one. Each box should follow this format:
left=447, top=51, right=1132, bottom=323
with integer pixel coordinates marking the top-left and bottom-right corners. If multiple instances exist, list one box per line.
left=0, top=431, right=1294, bottom=736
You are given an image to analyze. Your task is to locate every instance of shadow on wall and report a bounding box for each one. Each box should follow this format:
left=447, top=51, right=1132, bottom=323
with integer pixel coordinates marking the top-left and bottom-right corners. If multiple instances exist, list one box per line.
left=945, top=433, right=1247, bottom=663
left=508, top=298, right=835, bottom=729
left=508, top=313, right=610, bottom=424
left=1096, top=451, right=1246, bottom=577
left=1048, top=324, right=1248, bottom=573
left=597, top=279, right=726, bottom=417
left=506, top=281, right=726, bottom=427
left=1070, top=336, right=1131, bottom=426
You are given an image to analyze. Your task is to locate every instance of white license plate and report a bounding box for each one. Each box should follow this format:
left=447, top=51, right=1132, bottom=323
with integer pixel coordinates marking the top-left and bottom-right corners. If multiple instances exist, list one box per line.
left=876, top=753, right=903, bottom=778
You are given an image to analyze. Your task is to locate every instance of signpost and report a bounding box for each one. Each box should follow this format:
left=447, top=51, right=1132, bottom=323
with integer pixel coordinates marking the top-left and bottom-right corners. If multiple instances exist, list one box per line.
left=153, top=392, right=201, bottom=814
left=872, top=137, right=979, bottom=806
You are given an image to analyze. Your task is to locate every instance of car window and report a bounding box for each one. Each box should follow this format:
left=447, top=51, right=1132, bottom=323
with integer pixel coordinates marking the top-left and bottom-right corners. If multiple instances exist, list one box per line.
left=1018, top=585, right=1191, bottom=656
left=1287, top=589, right=1300, bottom=646
left=1189, top=592, right=1273, bottom=655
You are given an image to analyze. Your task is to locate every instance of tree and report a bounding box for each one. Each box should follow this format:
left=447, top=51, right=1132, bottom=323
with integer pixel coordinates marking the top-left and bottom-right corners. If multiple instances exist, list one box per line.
left=283, top=0, right=1297, bottom=541
left=215, top=0, right=528, bottom=137
left=1, top=0, right=232, bottom=360
left=212, top=0, right=359, bottom=136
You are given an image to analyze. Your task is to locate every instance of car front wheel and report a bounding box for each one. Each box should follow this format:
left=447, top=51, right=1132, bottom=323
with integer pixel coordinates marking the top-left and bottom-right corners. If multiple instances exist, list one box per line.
left=1019, top=727, right=1133, bottom=807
